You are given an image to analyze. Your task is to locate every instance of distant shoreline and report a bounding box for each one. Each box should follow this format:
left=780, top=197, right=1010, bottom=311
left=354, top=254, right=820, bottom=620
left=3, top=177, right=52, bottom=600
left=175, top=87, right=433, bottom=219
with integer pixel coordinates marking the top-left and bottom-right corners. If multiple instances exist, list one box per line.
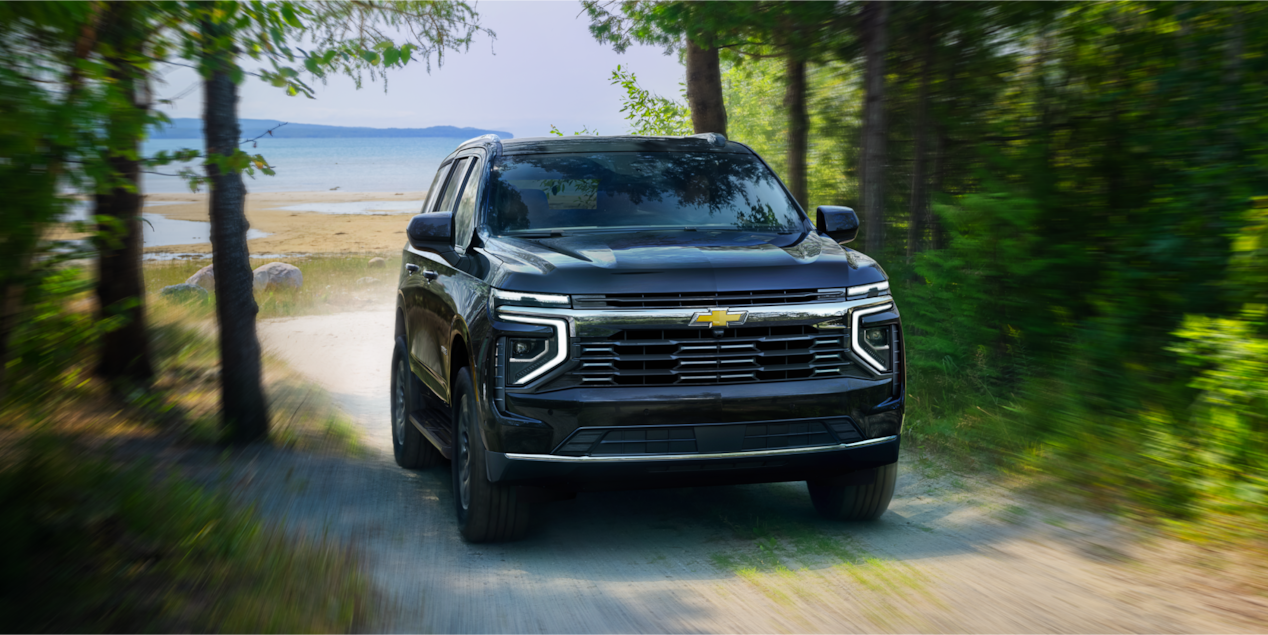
left=151, top=117, right=514, bottom=140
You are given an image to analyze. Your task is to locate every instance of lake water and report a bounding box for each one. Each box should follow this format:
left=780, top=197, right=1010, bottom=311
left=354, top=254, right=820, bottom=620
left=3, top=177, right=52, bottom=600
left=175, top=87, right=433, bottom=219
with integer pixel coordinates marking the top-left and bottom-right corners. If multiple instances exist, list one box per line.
left=62, top=200, right=270, bottom=251
left=60, top=136, right=464, bottom=250
left=142, top=136, right=470, bottom=194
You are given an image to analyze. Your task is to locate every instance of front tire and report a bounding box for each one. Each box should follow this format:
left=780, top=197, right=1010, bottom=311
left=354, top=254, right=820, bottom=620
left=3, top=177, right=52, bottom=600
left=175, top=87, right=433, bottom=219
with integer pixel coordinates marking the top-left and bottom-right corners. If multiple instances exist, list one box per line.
left=452, top=367, right=530, bottom=542
left=391, top=336, right=440, bottom=469
left=807, top=462, right=898, bottom=521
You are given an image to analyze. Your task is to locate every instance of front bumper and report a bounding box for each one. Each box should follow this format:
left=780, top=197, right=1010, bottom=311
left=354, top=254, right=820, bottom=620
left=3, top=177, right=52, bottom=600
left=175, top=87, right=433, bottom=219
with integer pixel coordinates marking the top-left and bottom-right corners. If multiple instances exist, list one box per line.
left=486, top=434, right=900, bottom=489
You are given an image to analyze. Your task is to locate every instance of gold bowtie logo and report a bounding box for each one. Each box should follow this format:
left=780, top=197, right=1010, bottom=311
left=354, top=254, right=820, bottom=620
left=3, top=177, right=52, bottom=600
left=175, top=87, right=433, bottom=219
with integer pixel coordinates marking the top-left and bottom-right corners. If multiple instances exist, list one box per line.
left=691, top=308, right=748, bottom=328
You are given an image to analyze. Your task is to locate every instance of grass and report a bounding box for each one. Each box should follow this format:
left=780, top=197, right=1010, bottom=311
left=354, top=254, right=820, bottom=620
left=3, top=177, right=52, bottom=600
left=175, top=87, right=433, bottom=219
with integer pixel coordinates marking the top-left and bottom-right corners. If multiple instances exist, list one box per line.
left=0, top=437, right=369, bottom=633
left=144, top=300, right=364, bottom=454
left=145, top=253, right=401, bottom=319
left=0, top=266, right=375, bottom=632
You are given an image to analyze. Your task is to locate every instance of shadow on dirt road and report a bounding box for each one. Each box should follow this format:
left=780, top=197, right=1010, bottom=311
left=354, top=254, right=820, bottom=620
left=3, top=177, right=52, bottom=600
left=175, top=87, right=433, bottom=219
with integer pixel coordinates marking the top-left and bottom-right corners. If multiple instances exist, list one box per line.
left=246, top=308, right=1260, bottom=633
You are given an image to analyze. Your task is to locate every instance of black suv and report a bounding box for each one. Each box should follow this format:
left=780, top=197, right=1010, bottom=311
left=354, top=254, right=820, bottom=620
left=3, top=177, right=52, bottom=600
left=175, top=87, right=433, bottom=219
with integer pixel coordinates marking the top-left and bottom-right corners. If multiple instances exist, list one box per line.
left=392, top=134, right=903, bottom=542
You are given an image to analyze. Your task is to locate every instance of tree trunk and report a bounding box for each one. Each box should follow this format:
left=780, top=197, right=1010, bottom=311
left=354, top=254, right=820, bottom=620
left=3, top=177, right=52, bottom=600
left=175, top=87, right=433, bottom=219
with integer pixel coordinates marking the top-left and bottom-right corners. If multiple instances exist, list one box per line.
left=202, top=19, right=269, bottom=444
left=96, top=3, right=153, bottom=386
left=685, top=40, right=727, bottom=135
left=929, top=128, right=947, bottom=251
left=860, top=0, right=889, bottom=255
left=784, top=55, right=809, bottom=210
left=906, top=10, right=935, bottom=260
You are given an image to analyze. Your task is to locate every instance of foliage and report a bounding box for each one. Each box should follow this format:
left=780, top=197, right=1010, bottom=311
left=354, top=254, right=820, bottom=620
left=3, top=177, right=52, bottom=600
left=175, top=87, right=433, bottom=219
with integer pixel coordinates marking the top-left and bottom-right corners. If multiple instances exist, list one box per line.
left=610, top=64, right=691, bottom=136
left=0, top=436, right=369, bottom=632
left=721, top=57, right=857, bottom=211
left=703, top=1, right=1268, bottom=531
left=5, top=265, right=124, bottom=407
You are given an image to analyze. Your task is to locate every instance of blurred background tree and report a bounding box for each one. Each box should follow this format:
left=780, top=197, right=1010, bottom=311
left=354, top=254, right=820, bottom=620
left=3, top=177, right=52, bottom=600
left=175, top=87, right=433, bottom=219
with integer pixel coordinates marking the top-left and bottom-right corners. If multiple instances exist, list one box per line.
left=594, top=1, right=1268, bottom=521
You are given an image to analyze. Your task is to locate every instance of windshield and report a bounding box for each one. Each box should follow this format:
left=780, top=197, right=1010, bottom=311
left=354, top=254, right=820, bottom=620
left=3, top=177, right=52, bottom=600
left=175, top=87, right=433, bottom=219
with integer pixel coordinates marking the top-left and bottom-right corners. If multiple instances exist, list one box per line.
left=483, top=151, right=805, bottom=236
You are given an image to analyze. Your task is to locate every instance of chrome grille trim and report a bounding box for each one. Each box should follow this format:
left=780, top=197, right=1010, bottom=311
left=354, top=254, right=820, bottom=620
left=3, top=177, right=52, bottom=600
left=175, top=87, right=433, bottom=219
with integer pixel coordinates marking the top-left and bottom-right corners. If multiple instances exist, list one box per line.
left=497, top=296, right=894, bottom=337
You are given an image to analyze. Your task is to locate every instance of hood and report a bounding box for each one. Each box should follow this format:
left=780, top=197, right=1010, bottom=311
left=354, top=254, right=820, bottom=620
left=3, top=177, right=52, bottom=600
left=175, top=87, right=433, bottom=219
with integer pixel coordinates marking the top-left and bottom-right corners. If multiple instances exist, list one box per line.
left=479, top=229, right=887, bottom=295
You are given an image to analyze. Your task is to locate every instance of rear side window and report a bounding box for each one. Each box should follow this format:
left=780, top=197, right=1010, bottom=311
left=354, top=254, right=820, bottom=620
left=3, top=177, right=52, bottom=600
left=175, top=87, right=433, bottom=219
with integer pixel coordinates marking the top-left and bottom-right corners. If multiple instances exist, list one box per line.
left=435, top=157, right=471, bottom=212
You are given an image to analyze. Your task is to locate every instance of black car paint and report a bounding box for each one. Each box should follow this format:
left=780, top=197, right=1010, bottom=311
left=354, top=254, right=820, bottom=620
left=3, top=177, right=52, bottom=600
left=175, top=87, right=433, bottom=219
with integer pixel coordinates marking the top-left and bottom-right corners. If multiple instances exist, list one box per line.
left=397, top=134, right=903, bottom=487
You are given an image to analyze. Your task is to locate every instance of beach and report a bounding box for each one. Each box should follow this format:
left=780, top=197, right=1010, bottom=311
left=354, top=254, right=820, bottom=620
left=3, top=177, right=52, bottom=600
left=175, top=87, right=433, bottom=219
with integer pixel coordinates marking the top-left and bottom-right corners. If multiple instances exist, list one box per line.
left=136, top=190, right=427, bottom=257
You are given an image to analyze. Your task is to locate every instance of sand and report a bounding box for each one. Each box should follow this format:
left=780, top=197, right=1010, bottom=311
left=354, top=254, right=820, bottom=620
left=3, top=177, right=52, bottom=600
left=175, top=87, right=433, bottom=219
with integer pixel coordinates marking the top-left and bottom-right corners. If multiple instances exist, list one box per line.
left=141, top=190, right=428, bottom=256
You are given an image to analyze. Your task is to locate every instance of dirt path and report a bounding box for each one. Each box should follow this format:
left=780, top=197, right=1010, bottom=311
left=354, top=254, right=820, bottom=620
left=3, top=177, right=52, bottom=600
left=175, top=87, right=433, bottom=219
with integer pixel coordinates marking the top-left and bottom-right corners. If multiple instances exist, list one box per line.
left=253, top=308, right=1263, bottom=633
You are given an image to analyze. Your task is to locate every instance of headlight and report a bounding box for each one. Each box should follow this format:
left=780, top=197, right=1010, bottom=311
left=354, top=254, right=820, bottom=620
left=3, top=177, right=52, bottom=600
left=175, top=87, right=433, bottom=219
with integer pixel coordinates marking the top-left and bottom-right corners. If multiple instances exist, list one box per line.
left=491, top=288, right=570, bottom=309
left=497, top=313, right=568, bottom=385
left=851, top=303, right=894, bottom=373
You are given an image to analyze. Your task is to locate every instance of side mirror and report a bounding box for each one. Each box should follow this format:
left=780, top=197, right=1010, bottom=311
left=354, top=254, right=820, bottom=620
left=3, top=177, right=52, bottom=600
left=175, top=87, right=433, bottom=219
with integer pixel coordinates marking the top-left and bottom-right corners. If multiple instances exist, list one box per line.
left=816, top=206, right=859, bottom=244
left=407, top=212, right=453, bottom=252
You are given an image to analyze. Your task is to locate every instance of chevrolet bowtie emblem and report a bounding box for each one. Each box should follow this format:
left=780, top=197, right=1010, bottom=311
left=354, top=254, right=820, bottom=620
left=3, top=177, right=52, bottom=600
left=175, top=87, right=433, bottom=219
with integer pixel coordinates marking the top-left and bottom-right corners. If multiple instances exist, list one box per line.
left=691, top=308, right=748, bottom=328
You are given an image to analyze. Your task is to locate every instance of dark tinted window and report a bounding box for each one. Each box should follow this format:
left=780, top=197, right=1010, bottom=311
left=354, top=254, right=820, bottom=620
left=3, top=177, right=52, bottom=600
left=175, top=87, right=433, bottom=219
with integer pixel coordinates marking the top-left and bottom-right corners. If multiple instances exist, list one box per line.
left=484, top=152, right=805, bottom=235
left=454, top=156, right=483, bottom=251
left=423, top=162, right=453, bottom=212
left=434, top=157, right=470, bottom=212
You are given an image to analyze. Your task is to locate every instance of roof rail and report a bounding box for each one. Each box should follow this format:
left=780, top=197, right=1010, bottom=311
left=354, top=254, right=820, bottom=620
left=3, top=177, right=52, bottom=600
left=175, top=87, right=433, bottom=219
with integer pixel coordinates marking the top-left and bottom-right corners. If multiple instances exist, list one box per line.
left=460, top=133, right=503, bottom=159
left=688, top=132, right=728, bottom=148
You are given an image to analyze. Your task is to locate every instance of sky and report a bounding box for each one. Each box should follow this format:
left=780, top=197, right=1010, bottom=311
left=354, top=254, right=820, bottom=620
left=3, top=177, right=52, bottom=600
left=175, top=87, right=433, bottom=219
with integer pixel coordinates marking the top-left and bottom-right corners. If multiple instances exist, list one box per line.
left=153, top=1, right=687, bottom=138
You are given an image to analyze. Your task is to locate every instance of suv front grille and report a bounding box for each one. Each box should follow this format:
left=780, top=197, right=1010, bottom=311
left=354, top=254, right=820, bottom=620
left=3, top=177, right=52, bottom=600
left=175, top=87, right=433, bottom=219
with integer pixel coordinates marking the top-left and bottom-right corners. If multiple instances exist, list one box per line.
left=572, top=288, right=842, bottom=310
left=574, top=325, right=851, bottom=386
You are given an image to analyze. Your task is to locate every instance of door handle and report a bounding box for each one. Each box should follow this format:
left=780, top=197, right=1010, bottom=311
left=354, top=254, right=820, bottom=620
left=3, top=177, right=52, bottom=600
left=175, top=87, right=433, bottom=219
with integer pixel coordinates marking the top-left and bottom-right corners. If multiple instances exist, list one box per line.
left=405, top=263, right=420, bottom=276
left=423, top=269, right=439, bottom=282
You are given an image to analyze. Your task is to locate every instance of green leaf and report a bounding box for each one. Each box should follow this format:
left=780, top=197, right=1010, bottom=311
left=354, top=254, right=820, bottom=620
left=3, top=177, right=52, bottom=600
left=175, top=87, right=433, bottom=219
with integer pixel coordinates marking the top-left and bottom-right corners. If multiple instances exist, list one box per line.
left=383, top=48, right=400, bottom=67
left=280, top=4, right=303, bottom=28
left=359, top=50, right=380, bottom=65
left=304, top=57, right=321, bottom=75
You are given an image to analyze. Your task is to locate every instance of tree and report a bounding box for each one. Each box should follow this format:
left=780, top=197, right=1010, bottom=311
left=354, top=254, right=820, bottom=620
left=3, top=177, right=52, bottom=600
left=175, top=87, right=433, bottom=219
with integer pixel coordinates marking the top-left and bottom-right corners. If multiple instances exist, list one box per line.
left=197, top=9, right=268, bottom=443
left=174, top=1, right=490, bottom=443
left=0, top=3, right=109, bottom=401
left=584, top=1, right=841, bottom=212
left=684, top=40, right=726, bottom=134
left=95, top=1, right=155, bottom=386
left=859, top=0, right=888, bottom=255
left=584, top=1, right=746, bottom=136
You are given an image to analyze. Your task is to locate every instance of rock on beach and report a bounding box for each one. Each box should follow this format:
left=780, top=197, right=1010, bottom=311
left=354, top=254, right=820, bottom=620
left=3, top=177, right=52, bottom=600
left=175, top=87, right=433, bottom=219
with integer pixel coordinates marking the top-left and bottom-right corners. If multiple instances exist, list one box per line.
left=160, top=283, right=209, bottom=303
left=253, top=262, right=303, bottom=292
left=185, top=264, right=214, bottom=291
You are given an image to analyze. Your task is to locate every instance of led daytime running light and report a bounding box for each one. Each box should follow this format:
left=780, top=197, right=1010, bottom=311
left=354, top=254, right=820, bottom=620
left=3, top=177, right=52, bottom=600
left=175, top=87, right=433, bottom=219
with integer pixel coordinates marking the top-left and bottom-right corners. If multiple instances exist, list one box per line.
left=497, top=313, right=569, bottom=385
left=847, top=280, right=890, bottom=298
left=851, top=303, right=893, bottom=373
left=491, top=288, right=570, bottom=307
